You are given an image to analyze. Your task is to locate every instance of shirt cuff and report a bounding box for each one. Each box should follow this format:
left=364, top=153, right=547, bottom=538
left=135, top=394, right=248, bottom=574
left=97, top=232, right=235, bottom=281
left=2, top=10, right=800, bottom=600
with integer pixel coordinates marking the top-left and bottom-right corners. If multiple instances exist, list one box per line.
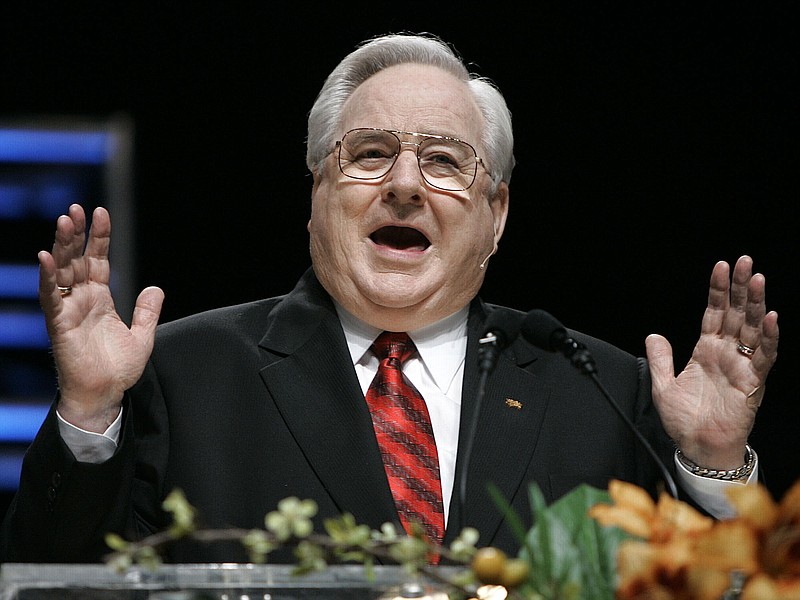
left=673, top=449, right=759, bottom=519
left=56, top=409, right=122, bottom=464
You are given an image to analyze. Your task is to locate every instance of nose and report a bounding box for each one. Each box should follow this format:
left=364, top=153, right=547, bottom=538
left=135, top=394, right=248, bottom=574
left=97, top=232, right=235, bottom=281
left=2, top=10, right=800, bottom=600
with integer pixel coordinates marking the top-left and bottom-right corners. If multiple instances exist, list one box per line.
left=382, top=144, right=425, bottom=203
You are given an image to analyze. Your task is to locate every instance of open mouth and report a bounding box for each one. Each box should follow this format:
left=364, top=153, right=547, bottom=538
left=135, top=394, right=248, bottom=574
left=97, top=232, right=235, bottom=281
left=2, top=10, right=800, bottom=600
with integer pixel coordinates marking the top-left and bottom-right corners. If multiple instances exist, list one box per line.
left=370, top=226, right=430, bottom=252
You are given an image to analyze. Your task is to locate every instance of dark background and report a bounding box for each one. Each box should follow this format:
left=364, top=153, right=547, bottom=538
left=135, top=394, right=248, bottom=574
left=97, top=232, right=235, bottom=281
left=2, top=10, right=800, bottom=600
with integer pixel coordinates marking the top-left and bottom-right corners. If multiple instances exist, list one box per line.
left=1, top=3, right=797, bottom=516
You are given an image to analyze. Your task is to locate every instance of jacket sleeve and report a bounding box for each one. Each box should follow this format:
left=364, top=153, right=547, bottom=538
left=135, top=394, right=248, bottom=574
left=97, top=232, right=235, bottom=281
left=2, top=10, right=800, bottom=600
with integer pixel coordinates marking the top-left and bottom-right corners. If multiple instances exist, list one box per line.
left=0, top=368, right=168, bottom=563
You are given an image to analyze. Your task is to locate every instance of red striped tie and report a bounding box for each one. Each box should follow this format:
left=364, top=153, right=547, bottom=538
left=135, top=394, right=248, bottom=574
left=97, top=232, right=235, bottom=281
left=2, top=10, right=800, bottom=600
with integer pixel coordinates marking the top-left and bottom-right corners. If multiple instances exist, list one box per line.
left=366, top=332, right=445, bottom=557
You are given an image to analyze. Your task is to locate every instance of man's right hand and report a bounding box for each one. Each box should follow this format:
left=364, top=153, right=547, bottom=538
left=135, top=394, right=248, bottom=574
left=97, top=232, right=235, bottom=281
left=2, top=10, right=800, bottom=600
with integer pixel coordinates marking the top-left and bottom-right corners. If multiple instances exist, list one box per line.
left=38, top=204, right=164, bottom=433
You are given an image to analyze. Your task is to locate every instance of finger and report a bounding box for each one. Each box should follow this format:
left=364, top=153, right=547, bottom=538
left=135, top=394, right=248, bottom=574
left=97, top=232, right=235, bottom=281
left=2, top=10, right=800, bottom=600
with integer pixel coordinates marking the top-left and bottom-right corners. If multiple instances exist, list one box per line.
left=130, top=286, right=165, bottom=350
left=737, top=272, right=767, bottom=350
left=51, top=204, right=87, bottom=286
left=744, top=311, right=778, bottom=410
left=83, top=207, right=112, bottom=286
left=644, top=333, right=675, bottom=399
left=720, top=255, right=753, bottom=338
left=730, top=255, right=753, bottom=309
left=83, top=207, right=111, bottom=258
left=751, top=310, right=779, bottom=376
left=37, top=250, right=61, bottom=316
left=700, top=260, right=731, bottom=336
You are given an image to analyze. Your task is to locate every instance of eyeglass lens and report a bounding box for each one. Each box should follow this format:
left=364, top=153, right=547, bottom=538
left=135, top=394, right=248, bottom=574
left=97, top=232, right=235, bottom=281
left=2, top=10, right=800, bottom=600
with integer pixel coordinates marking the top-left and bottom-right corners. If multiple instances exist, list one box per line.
left=338, top=129, right=478, bottom=191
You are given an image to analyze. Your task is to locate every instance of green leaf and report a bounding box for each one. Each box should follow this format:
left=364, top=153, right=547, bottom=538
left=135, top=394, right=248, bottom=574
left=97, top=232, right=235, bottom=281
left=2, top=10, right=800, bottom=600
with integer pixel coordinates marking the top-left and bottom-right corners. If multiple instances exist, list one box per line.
left=487, top=482, right=531, bottom=549
left=519, top=484, right=632, bottom=600
left=104, top=533, right=129, bottom=551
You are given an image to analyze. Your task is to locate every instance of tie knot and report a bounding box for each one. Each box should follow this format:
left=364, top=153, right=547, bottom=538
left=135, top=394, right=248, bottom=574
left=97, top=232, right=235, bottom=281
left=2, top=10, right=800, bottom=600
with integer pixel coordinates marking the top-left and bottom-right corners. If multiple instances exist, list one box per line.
left=371, top=331, right=416, bottom=364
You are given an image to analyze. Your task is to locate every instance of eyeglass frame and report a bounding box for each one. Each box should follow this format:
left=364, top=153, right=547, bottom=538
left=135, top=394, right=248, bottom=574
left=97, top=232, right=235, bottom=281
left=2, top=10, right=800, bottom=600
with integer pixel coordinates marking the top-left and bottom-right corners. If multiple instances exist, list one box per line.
left=334, top=127, right=488, bottom=192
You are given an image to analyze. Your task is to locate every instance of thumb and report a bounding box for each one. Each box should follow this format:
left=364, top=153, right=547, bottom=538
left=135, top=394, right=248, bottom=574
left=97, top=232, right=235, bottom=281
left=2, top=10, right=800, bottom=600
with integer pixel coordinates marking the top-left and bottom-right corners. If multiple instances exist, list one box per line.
left=131, top=286, right=165, bottom=343
left=645, top=333, right=675, bottom=397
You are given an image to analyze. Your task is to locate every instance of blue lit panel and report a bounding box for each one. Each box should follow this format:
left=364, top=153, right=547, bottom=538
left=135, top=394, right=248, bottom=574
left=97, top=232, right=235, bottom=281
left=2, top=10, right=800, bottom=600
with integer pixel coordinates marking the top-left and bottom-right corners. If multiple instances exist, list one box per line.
left=0, top=264, right=39, bottom=299
left=0, top=449, right=26, bottom=490
left=0, top=311, right=49, bottom=349
left=0, top=129, right=111, bottom=164
left=0, top=403, right=50, bottom=442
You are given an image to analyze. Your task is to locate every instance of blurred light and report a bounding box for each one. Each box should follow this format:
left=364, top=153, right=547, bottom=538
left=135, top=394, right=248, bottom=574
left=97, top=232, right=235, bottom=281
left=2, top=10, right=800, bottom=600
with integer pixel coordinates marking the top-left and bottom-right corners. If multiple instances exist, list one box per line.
left=0, top=129, right=110, bottom=164
left=0, top=183, right=27, bottom=217
left=0, top=264, right=39, bottom=298
left=0, top=449, right=26, bottom=490
left=0, top=402, right=49, bottom=442
left=473, top=585, right=508, bottom=599
left=0, top=310, right=49, bottom=348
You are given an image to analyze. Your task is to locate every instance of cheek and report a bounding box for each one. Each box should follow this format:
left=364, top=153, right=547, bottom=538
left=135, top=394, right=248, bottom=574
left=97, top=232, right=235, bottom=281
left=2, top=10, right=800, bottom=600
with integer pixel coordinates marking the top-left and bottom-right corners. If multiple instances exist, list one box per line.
left=310, top=177, right=339, bottom=233
left=309, top=185, right=364, bottom=264
left=309, top=204, right=339, bottom=255
left=310, top=196, right=354, bottom=242
left=441, top=203, right=495, bottom=256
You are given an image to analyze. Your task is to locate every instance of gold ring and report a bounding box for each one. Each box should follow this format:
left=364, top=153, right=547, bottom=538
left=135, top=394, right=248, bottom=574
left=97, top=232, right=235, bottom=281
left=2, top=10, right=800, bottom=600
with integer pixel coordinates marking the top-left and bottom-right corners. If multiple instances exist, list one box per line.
left=58, top=286, right=73, bottom=297
left=736, top=340, right=756, bottom=357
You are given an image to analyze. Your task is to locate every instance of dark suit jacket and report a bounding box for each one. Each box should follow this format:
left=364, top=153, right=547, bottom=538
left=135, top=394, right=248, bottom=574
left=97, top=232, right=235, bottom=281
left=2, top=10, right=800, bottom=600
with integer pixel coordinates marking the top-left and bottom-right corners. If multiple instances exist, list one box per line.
left=1, top=268, right=677, bottom=563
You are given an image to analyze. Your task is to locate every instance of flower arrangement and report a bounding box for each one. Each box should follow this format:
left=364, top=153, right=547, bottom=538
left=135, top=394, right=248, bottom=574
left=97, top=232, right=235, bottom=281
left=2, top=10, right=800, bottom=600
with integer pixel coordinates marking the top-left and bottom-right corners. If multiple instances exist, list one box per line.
left=104, top=477, right=800, bottom=600
left=589, top=478, right=800, bottom=599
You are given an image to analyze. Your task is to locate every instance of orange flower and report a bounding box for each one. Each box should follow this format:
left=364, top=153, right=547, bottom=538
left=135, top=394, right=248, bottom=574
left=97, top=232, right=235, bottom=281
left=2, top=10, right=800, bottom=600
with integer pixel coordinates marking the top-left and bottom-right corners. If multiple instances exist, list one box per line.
left=588, top=479, right=713, bottom=542
left=590, top=478, right=800, bottom=600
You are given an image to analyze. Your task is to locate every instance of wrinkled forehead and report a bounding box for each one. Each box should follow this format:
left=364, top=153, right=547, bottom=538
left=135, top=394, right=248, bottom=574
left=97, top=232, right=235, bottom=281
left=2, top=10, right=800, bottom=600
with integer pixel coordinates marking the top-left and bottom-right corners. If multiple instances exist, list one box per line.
left=339, top=64, right=485, bottom=149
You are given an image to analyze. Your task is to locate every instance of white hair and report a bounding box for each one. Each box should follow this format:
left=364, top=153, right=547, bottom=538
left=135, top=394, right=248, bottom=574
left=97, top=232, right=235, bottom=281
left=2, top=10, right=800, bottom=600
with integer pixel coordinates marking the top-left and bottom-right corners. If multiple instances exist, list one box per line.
left=306, top=33, right=515, bottom=191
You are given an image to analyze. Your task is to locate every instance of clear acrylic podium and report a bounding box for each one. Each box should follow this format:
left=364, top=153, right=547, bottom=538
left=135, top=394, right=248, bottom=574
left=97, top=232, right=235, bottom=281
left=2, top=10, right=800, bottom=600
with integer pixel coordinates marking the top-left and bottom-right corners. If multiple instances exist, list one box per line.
left=0, top=563, right=461, bottom=599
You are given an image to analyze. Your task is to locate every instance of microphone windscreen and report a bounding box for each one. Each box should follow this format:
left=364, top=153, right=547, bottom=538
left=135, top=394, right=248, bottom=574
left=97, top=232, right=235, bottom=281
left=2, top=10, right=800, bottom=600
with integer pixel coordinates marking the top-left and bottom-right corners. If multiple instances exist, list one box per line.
left=482, top=309, right=523, bottom=348
left=521, top=309, right=567, bottom=351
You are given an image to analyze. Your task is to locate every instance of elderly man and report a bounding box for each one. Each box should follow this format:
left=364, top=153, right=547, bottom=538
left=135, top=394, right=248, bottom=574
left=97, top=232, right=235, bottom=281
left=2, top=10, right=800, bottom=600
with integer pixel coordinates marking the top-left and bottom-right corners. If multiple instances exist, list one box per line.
left=0, top=33, right=779, bottom=564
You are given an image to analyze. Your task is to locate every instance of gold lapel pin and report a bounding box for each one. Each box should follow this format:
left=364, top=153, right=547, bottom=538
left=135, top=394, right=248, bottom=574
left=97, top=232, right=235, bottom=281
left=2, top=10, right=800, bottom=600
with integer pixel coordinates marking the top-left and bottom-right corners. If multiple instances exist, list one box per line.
left=505, top=398, right=523, bottom=410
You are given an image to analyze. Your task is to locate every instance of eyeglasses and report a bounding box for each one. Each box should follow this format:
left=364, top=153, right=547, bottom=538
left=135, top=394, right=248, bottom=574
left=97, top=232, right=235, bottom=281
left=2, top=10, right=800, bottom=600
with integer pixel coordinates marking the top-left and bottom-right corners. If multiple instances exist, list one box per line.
left=335, top=128, right=486, bottom=192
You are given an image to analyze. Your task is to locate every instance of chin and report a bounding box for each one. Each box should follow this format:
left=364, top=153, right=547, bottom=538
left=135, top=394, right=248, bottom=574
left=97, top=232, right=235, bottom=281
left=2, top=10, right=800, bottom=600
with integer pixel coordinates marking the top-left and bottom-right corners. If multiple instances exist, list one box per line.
left=367, top=287, right=428, bottom=310
left=369, top=270, right=436, bottom=297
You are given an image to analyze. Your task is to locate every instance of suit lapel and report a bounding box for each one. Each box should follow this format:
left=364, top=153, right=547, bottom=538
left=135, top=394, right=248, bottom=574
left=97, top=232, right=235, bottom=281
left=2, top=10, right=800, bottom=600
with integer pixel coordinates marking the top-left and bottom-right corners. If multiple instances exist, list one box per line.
left=256, top=270, right=399, bottom=530
left=447, top=304, right=551, bottom=546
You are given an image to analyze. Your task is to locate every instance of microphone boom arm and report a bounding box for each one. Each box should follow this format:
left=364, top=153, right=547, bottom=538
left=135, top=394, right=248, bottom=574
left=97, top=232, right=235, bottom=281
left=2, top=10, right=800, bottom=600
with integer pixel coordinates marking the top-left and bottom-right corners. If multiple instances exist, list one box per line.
left=523, top=310, right=679, bottom=499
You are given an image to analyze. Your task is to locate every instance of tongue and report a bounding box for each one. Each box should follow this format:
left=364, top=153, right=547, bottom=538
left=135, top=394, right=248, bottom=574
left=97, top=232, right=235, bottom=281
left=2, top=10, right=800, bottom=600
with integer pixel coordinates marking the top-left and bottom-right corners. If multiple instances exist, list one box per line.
left=371, top=226, right=430, bottom=251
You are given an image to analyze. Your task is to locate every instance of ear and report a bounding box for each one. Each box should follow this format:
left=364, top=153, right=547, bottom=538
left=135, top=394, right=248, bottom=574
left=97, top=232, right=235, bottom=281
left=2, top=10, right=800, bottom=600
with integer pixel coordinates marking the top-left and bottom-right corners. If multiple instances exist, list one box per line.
left=489, top=181, right=509, bottom=246
left=309, top=167, right=323, bottom=233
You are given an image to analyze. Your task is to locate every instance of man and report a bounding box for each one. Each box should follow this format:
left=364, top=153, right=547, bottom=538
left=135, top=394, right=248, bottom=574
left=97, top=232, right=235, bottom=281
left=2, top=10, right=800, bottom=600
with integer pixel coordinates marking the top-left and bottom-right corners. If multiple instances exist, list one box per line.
left=0, top=33, right=779, bottom=564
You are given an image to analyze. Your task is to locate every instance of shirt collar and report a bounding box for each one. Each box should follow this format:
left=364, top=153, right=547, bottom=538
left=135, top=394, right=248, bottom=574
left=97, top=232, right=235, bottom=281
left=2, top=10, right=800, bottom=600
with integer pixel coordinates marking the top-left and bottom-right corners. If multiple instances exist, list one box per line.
left=334, top=301, right=469, bottom=392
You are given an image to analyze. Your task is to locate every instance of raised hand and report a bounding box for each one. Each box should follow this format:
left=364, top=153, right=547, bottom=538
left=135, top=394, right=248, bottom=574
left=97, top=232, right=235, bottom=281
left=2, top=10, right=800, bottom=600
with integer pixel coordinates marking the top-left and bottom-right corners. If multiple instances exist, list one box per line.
left=645, top=256, right=779, bottom=470
left=38, top=204, right=164, bottom=433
